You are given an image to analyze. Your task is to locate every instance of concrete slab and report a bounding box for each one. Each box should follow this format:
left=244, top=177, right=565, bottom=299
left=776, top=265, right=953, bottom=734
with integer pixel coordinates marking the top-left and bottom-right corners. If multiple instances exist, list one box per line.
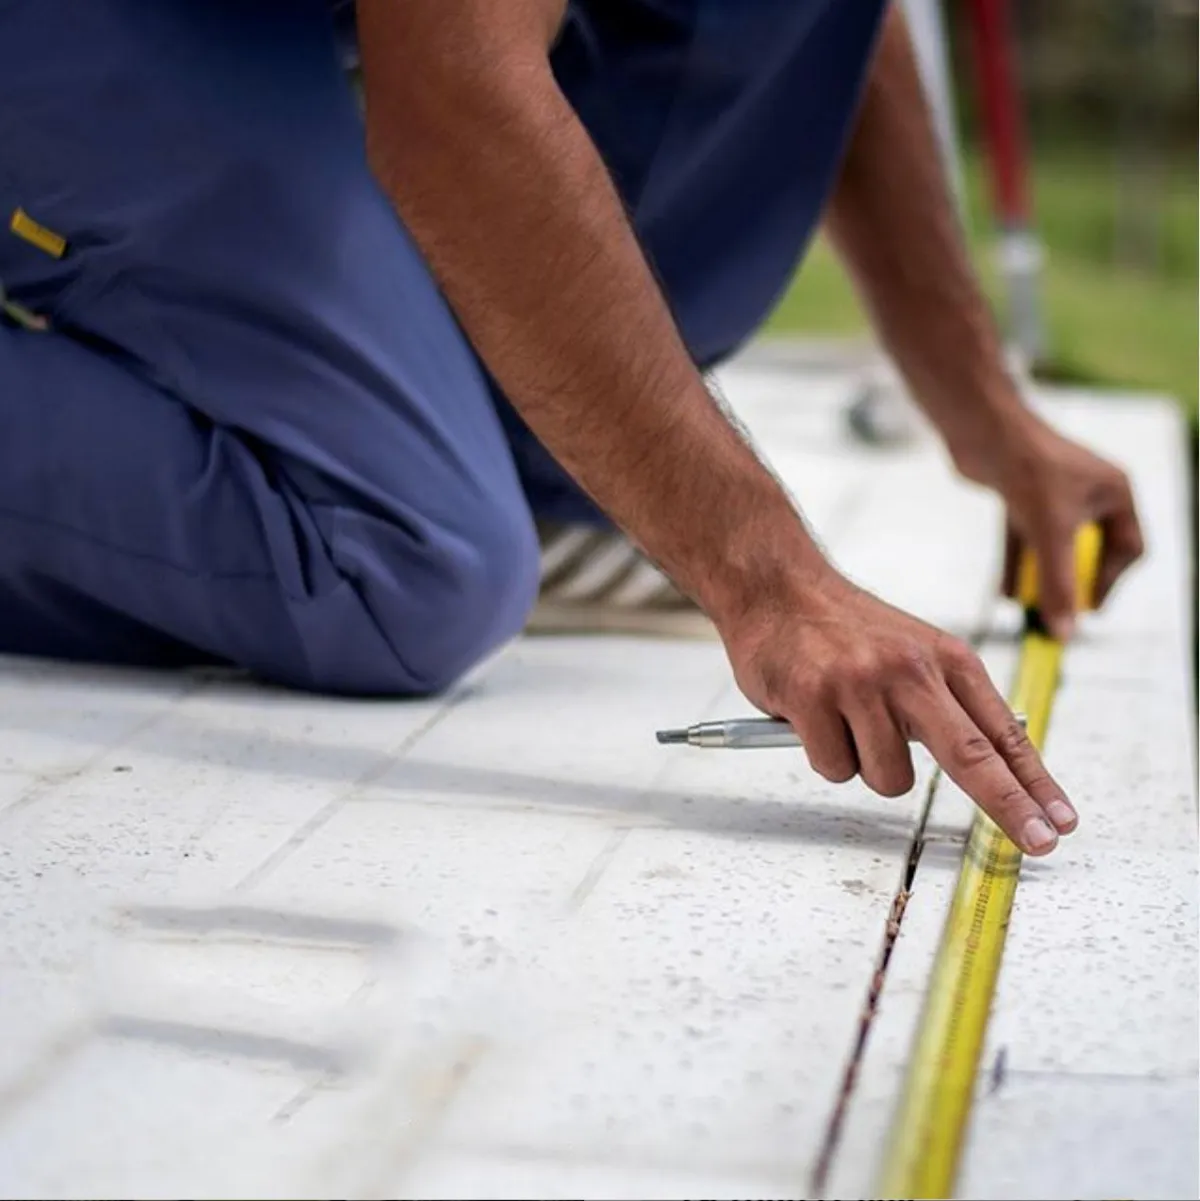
left=959, top=1075, right=1199, bottom=1201
left=391, top=1152, right=798, bottom=1201
left=0, top=354, right=1192, bottom=1200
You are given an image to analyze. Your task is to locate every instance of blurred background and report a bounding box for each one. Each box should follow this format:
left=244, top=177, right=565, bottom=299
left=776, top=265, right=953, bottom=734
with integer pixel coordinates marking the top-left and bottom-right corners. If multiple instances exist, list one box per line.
left=769, top=0, right=1198, bottom=434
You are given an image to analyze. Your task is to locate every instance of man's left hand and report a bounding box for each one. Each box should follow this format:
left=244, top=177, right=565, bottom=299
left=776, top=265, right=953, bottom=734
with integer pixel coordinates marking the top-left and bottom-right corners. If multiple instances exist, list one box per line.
left=990, top=418, right=1144, bottom=640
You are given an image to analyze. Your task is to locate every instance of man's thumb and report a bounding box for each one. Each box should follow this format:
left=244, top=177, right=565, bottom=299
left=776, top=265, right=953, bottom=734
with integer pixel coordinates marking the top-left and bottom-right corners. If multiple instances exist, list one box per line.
left=1033, top=533, right=1078, bottom=641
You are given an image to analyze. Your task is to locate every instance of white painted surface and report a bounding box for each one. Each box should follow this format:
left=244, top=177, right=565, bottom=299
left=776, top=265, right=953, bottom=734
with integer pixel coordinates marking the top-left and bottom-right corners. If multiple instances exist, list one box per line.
left=394, top=1152, right=799, bottom=1201
left=0, top=360, right=1192, bottom=1200
left=959, top=1075, right=1199, bottom=1201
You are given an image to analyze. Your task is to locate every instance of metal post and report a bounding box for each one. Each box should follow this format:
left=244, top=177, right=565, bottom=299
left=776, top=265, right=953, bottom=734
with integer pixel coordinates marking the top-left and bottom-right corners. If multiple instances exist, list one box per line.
left=967, top=0, right=1046, bottom=366
left=901, top=0, right=967, bottom=219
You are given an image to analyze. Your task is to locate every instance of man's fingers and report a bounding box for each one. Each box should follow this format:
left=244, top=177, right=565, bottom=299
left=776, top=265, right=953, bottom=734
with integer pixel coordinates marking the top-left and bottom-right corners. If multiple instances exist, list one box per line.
left=793, top=703, right=859, bottom=785
left=1000, top=523, right=1021, bottom=600
left=906, top=684, right=1059, bottom=856
left=1094, top=493, right=1145, bottom=607
left=1031, top=525, right=1079, bottom=642
left=944, top=644, right=1077, bottom=834
left=846, top=697, right=915, bottom=798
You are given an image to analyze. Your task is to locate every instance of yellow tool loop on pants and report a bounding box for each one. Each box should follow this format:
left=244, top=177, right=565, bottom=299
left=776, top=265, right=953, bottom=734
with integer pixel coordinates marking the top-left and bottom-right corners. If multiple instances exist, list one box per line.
left=9, top=207, right=67, bottom=259
left=876, top=522, right=1102, bottom=1200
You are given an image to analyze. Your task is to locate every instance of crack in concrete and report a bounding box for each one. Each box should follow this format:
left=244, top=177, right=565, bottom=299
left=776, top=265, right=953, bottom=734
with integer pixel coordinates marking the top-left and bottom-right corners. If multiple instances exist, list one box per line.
left=809, top=773, right=934, bottom=1197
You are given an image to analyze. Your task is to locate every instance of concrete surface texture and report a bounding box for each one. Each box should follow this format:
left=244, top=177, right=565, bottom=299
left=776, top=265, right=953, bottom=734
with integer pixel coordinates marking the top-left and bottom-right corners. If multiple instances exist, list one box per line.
left=0, top=350, right=1194, bottom=1200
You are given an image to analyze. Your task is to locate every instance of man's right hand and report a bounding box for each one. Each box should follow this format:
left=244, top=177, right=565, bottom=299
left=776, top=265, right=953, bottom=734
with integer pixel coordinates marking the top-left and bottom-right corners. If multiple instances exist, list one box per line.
left=721, top=569, right=1079, bottom=855
left=358, top=3, right=1077, bottom=852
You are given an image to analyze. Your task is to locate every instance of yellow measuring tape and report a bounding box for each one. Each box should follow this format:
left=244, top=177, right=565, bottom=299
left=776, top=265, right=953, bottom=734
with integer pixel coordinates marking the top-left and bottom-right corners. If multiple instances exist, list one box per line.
left=876, top=522, right=1103, bottom=1200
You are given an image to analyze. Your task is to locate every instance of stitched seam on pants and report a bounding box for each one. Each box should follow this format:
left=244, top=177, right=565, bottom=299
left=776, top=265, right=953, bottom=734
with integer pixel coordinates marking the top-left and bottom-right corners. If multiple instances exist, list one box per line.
left=324, top=502, right=423, bottom=687
left=625, top=6, right=704, bottom=219
left=0, top=505, right=278, bottom=582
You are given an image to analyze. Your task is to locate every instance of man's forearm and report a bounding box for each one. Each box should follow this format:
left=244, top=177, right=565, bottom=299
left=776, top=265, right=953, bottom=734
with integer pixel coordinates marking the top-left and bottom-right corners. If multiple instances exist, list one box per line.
left=825, top=5, right=1037, bottom=483
left=357, top=2, right=825, bottom=623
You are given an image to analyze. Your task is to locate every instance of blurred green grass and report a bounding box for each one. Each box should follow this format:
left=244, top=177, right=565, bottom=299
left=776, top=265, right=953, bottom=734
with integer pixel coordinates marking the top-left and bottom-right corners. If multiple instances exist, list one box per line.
left=765, top=148, right=1199, bottom=424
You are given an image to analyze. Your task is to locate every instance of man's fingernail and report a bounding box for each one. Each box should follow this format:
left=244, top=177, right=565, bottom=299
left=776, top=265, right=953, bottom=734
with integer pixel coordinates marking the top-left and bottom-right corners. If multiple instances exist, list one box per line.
left=1046, top=799, right=1078, bottom=832
left=1050, top=614, right=1077, bottom=642
left=1021, top=816, right=1058, bottom=854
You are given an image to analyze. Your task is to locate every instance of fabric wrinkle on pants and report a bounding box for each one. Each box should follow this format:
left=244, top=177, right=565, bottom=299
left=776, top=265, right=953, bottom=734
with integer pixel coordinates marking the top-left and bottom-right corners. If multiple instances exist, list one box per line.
left=0, top=0, right=884, bottom=695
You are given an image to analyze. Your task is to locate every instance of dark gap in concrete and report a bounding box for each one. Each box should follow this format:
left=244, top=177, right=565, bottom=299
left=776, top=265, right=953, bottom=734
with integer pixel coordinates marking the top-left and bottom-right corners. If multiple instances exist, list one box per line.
left=809, top=766, right=937, bottom=1197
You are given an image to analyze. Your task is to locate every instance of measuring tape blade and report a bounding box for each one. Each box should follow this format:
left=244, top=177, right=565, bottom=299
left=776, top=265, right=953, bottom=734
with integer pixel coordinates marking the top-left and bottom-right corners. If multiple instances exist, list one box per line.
left=875, top=523, right=1101, bottom=1199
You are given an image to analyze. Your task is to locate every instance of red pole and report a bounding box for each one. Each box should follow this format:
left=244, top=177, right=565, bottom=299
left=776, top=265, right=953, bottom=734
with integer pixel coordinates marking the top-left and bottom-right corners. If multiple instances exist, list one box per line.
left=967, top=0, right=1045, bottom=363
left=969, top=0, right=1033, bottom=229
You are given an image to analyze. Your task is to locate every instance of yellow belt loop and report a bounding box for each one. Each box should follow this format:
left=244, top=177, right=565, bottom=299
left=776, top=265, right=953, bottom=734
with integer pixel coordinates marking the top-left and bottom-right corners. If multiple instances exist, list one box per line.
left=9, top=208, right=68, bottom=259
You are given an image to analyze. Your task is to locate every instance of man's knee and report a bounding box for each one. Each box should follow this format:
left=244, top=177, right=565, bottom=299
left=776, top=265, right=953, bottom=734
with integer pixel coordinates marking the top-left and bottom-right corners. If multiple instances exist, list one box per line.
left=301, top=495, right=540, bottom=698
left=401, top=500, right=540, bottom=694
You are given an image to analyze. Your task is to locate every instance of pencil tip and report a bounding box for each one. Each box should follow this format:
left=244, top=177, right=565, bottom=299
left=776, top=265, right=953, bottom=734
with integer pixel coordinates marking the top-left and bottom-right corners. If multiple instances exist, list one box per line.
left=656, top=728, right=688, bottom=745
